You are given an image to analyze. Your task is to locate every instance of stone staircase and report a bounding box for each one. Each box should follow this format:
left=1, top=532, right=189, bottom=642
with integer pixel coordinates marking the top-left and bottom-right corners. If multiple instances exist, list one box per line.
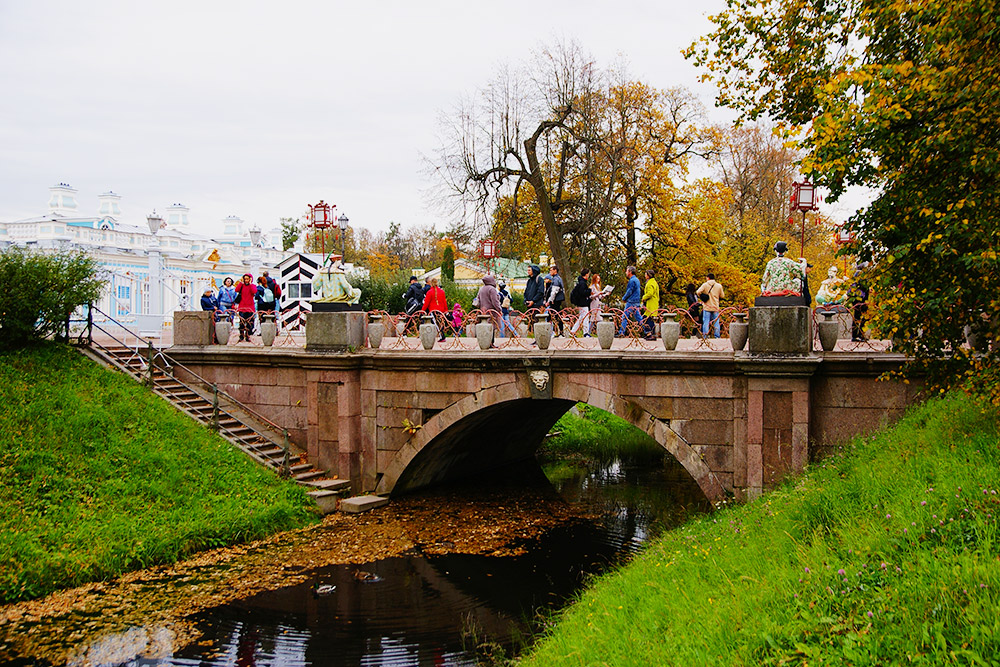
left=77, top=343, right=350, bottom=513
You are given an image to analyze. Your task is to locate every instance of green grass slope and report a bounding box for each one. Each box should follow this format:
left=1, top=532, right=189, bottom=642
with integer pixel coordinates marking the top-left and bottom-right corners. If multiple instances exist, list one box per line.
left=525, top=393, right=1000, bottom=665
left=0, top=343, right=317, bottom=603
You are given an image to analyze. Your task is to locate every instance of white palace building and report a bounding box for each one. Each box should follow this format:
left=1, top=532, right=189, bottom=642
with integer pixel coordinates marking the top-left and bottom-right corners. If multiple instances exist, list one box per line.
left=0, top=183, right=287, bottom=333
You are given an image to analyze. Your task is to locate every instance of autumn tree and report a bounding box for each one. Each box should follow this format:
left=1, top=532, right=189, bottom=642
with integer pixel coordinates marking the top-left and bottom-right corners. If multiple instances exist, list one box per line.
left=689, top=0, right=1000, bottom=397
left=433, top=41, right=602, bottom=275
left=435, top=41, right=711, bottom=283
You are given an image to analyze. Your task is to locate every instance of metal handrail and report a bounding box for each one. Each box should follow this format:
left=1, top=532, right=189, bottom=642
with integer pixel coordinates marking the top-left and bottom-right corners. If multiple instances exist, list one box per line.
left=72, top=304, right=286, bottom=436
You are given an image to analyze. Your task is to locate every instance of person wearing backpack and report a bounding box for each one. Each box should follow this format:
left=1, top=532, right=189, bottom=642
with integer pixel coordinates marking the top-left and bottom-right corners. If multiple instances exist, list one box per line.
left=256, top=275, right=276, bottom=315
left=569, top=268, right=592, bottom=337
left=403, top=275, right=424, bottom=316
left=262, top=270, right=282, bottom=312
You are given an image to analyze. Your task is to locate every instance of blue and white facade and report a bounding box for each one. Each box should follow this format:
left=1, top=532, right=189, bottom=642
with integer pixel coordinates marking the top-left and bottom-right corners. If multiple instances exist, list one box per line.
left=0, top=183, right=287, bottom=330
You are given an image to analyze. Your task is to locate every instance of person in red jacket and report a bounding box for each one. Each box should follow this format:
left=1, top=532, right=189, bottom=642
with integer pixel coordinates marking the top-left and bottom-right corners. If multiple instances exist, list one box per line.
left=422, top=277, right=448, bottom=342
left=234, top=273, right=258, bottom=342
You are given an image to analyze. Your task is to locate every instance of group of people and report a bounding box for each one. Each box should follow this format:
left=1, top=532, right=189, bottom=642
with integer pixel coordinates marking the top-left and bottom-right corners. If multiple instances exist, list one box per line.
left=405, top=275, right=516, bottom=344
left=200, top=270, right=282, bottom=342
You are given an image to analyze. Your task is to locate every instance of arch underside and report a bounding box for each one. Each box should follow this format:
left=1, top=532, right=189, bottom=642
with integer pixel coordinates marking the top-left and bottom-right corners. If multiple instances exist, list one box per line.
left=391, top=398, right=575, bottom=493
left=377, top=380, right=727, bottom=504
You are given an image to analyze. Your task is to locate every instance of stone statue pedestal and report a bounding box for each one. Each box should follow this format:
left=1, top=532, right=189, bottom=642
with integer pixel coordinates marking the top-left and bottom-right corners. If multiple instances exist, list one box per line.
left=311, top=302, right=364, bottom=313
left=754, top=295, right=804, bottom=307
left=306, top=311, right=366, bottom=351
left=748, top=306, right=812, bottom=355
left=173, top=311, right=213, bottom=346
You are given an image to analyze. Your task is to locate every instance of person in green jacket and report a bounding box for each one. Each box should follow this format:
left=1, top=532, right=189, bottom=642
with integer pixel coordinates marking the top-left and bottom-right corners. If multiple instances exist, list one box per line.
left=641, top=268, right=660, bottom=340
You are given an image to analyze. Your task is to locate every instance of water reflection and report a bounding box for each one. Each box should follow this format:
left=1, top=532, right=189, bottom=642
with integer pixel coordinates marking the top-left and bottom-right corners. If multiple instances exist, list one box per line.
left=77, top=456, right=708, bottom=666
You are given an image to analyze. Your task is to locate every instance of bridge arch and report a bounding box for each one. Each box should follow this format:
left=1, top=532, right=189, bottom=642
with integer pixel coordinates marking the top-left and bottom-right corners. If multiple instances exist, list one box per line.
left=375, top=376, right=726, bottom=504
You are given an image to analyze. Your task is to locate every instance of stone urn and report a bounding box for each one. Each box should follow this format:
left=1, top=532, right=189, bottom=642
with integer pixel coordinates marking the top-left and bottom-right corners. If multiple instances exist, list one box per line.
left=818, top=310, right=838, bottom=351
left=729, top=312, right=749, bottom=352
left=396, top=319, right=407, bottom=337
left=476, top=314, right=495, bottom=350
left=465, top=323, right=477, bottom=339
left=517, top=322, right=529, bottom=338
left=214, top=318, right=231, bottom=345
left=259, top=313, right=277, bottom=347
left=367, top=314, right=385, bottom=350
left=661, top=312, right=680, bottom=351
left=533, top=312, right=552, bottom=350
left=419, top=314, right=438, bottom=350
left=596, top=313, right=615, bottom=350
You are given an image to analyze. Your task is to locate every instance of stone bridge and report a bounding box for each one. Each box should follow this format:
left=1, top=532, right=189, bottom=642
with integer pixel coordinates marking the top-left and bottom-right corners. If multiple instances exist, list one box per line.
left=167, top=345, right=920, bottom=504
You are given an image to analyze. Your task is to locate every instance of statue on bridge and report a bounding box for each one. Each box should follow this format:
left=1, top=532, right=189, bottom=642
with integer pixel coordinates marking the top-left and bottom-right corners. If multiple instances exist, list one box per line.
left=815, top=266, right=849, bottom=306
left=312, top=256, right=361, bottom=305
left=760, top=241, right=807, bottom=297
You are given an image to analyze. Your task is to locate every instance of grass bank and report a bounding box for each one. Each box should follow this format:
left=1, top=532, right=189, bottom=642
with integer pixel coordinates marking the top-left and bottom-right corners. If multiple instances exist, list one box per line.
left=524, top=393, right=1000, bottom=665
left=0, top=343, right=317, bottom=604
left=538, top=405, right=665, bottom=464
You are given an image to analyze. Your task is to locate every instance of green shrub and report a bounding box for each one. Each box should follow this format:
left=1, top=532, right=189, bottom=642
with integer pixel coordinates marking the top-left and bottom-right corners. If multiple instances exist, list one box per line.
left=354, top=274, right=411, bottom=312
left=353, top=273, right=481, bottom=315
left=442, top=245, right=455, bottom=281
left=0, top=247, right=105, bottom=349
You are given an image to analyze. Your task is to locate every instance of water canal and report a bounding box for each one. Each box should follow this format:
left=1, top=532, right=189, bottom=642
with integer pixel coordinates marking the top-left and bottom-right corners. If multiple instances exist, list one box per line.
left=2, top=417, right=709, bottom=666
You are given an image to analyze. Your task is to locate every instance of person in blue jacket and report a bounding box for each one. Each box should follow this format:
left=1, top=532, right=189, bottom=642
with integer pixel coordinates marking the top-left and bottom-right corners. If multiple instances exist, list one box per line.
left=200, top=288, right=218, bottom=312
left=217, top=277, right=238, bottom=321
left=618, top=265, right=642, bottom=336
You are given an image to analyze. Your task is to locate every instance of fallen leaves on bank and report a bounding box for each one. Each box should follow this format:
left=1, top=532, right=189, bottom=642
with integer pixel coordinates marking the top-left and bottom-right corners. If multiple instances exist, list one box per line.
left=0, top=483, right=593, bottom=665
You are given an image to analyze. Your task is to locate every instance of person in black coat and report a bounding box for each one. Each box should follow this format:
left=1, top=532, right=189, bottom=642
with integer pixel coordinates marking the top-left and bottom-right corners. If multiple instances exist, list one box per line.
left=684, top=284, right=701, bottom=336
left=523, top=264, right=545, bottom=311
left=801, top=263, right=813, bottom=307
left=403, top=276, right=424, bottom=315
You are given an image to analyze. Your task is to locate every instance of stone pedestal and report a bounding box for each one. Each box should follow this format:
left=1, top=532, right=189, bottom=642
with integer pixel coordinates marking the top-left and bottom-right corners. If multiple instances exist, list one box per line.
left=748, top=306, right=812, bottom=355
left=306, top=311, right=366, bottom=351
left=173, top=311, right=213, bottom=346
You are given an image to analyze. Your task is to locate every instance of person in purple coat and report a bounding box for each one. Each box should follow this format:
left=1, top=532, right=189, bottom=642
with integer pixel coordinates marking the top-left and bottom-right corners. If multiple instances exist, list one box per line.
left=476, top=275, right=503, bottom=348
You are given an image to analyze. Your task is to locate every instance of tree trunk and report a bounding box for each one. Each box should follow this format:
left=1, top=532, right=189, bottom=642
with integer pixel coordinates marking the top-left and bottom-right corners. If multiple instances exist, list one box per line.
left=625, top=194, right=638, bottom=266
left=524, top=136, right=572, bottom=275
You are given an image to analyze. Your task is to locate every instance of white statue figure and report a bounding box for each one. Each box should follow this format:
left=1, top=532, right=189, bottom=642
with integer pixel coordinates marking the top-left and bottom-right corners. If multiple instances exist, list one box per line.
left=312, top=257, right=361, bottom=304
left=815, top=266, right=849, bottom=306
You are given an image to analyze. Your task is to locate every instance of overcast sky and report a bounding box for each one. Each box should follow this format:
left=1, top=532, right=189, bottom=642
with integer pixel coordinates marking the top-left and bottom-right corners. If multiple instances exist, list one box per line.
left=2, top=1, right=857, bottom=239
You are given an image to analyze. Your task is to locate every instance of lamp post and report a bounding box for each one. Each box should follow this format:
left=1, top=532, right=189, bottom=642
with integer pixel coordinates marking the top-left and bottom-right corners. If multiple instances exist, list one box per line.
left=479, top=237, right=498, bottom=277
left=249, top=225, right=262, bottom=278
left=146, top=211, right=164, bottom=320
left=790, top=180, right=820, bottom=257
left=336, top=213, right=349, bottom=261
left=307, top=200, right=335, bottom=261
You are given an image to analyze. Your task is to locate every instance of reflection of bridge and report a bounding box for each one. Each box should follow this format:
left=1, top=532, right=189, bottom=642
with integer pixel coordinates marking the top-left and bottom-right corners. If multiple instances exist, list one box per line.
left=168, top=345, right=919, bottom=503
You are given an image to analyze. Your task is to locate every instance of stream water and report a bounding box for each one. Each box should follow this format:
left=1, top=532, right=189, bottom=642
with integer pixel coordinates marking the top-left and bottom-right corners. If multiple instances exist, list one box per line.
left=157, top=456, right=708, bottom=667
left=2, top=453, right=708, bottom=667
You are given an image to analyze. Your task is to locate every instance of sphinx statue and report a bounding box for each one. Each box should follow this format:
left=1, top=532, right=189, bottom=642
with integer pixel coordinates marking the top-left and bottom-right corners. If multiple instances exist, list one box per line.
left=312, top=257, right=361, bottom=304
left=815, top=266, right=849, bottom=306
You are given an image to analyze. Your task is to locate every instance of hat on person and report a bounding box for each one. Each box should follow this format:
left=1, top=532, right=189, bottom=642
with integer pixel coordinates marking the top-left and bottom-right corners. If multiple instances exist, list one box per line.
left=409, top=275, right=417, bottom=282
left=774, top=241, right=788, bottom=254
